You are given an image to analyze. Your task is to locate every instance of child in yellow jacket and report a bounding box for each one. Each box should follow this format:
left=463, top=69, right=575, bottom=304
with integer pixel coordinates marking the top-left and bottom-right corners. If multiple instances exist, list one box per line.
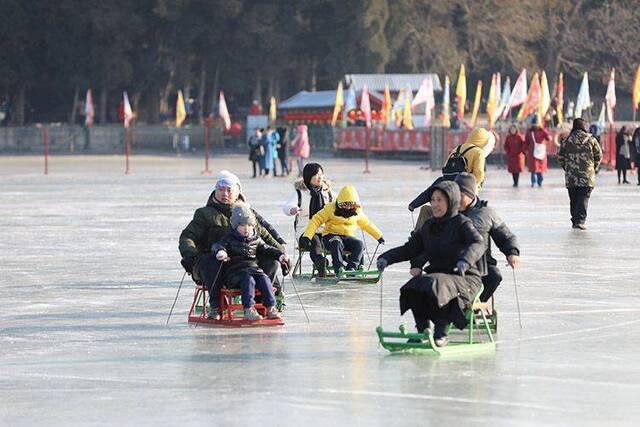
left=300, top=185, right=384, bottom=278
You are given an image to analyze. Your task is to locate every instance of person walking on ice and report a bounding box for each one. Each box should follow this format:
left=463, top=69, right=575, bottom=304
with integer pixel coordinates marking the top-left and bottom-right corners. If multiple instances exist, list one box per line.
left=557, top=118, right=602, bottom=230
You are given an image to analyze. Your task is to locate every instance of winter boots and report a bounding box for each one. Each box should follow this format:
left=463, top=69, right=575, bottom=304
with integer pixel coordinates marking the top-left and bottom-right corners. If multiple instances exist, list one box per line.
left=433, top=321, right=449, bottom=347
left=207, top=309, right=221, bottom=321
left=244, top=307, right=263, bottom=321
left=266, top=306, right=282, bottom=320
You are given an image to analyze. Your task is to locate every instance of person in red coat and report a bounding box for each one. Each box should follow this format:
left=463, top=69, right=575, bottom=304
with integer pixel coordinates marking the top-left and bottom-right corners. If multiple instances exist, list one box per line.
left=523, top=118, right=551, bottom=187
left=504, top=125, right=526, bottom=187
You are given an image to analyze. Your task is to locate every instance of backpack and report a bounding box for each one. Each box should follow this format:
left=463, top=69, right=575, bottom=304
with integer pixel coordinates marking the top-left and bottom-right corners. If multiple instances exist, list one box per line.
left=442, top=145, right=479, bottom=180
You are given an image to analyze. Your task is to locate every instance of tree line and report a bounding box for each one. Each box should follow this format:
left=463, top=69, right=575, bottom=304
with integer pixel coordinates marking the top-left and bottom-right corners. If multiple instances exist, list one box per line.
left=1, top=0, right=638, bottom=125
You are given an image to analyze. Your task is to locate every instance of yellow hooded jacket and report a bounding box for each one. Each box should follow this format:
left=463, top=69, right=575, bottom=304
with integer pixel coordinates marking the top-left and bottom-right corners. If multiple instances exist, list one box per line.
left=303, top=185, right=382, bottom=240
left=445, top=127, right=492, bottom=191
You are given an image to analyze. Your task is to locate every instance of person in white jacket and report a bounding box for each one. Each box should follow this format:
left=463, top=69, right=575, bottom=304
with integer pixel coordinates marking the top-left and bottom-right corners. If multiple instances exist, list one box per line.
left=282, top=163, right=334, bottom=276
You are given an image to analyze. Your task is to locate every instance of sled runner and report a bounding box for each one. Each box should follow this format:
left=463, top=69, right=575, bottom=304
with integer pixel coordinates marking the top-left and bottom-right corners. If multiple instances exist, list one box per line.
left=188, top=283, right=285, bottom=327
left=376, top=285, right=495, bottom=356
left=291, top=247, right=381, bottom=284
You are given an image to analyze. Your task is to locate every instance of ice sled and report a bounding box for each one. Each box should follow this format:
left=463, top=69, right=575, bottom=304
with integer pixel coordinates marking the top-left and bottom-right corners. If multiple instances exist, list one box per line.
left=376, top=285, right=495, bottom=356
left=188, top=283, right=285, bottom=327
left=291, top=247, right=381, bottom=284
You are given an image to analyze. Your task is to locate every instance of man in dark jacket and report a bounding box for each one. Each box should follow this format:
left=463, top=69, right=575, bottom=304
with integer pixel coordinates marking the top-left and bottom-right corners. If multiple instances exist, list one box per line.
left=178, top=175, right=284, bottom=312
left=557, top=118, right=602, bottom=230
left=454, top=173, right=520, bottom=302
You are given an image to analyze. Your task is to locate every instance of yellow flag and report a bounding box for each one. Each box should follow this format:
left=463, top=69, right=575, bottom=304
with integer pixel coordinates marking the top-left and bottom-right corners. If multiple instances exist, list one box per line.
left=176, top=90, right=186, bottom=128
left=470, top=80, right=483, bottom=128
left=455, top=64, right=466, bottom=119
left=331, top=82, right=344, bottom=126
left=539, top=71, right=551, bottom=125
left=402, top=97, right=414, bottom=129
left=269, top=96, right=277, bottom=124
left=486, top=74, right=497, bottom=128
left=633, top=65, right=640, bottom=112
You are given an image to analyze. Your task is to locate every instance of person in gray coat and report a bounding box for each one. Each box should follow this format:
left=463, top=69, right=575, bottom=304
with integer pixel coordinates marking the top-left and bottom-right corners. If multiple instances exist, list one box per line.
left=454, top=173, right=520, bottom=302
left=376, top=180, right=484, bottom=347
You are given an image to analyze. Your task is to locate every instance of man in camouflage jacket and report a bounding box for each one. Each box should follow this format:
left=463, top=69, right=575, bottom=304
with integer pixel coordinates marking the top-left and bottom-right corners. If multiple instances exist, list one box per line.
left=557, top=118, right=602, bottom=230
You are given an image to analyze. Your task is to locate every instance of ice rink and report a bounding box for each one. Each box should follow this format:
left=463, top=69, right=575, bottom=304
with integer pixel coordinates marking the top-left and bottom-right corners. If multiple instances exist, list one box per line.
left=2, top=154, right=640, bottom=426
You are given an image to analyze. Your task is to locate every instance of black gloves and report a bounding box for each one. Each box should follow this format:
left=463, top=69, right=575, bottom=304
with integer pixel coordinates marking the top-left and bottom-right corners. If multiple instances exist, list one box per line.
left=299, top=236, right=312, bottom=251
left=454, top=260, right=470, bottom=277
left=407, top=204, right=415, bottom=212
left=181, top=256, right=195, bottom=274
left=376, top=257, right=388, bottom=272
left=280, top=258, right=292, bottom=276
left=377, top=237, right=385, bottom=245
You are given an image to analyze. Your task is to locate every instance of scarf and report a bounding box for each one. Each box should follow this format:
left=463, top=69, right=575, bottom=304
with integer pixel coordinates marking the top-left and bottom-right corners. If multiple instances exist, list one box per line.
left=307, top=184, right=327, bottom=219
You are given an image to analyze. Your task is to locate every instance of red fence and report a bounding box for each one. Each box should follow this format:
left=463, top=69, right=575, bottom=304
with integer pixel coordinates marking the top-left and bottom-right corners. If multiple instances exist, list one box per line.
left=335, top=127, right=618, bottom=168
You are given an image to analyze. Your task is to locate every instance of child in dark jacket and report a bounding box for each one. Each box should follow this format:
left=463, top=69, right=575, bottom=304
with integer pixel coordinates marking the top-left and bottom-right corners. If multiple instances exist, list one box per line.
left=211, top=204, right=288, bottom=321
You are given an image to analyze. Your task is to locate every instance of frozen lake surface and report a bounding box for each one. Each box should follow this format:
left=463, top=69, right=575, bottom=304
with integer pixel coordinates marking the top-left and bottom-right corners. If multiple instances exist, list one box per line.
left=2, top=154, right=640, bottom=426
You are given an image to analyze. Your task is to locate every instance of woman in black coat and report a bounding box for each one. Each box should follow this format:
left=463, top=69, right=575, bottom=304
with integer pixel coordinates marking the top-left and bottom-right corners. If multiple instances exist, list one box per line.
left=616, top=126, right=633, bottom=184
left=376, top=180, right=484, bottom=347
left=276, top=127, right=290, bottom=176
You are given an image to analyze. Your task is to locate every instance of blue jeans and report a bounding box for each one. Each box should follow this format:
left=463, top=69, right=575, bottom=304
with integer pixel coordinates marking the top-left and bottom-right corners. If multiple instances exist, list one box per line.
left=531, top=172, right=543, bottom=186
left=240, top=273, right=276, bottom=309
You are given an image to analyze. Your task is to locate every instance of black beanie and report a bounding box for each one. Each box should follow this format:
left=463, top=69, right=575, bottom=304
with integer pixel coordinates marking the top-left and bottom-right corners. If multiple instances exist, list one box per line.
left=454, top=172, right=477, bottom=198
left=573, top=118, right=587, bottom=132
left=303, top=163, right=323, bottom=188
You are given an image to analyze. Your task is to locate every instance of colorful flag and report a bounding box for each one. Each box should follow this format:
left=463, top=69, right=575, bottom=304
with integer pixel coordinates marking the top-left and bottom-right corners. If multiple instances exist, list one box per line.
left=633, top=65, right=640, bottom=113
left=331, top=81, right=344, bottom=126
left=218, top=91, right=231, bottom=130
left=411, top=78, right=435, bottom=127
left=605, top=68, right=616, bottom=124
left=123, top=91, right=133, bottom=129
left=517, top=72, right=540, bottom=121
left=84, top=89, right=94, bottom=127
left=442, top=75, right=451, bottom=128
left=269, top=96, right=277, bottom=124
left=470, top=80, right=483, bottom=127
left=382, top=84, right=392, bottom=127
left=486, top=74, right=497, bottom=127
left=555, top=73, right=564, bottom=124
left=539, top=71, right=551, bottom=125
left=574, top=72, right=590, bottom=119
left=360, top=84, right=371, bottom=128
left=402, top=96, right=414, bottom=129
left=497, top=76, right=511, bottom=119
left=503, top=69, right=527, bottom=119
left=176, top=90, right=186, bottom=128
left=455, top=64, right=466, bottom=119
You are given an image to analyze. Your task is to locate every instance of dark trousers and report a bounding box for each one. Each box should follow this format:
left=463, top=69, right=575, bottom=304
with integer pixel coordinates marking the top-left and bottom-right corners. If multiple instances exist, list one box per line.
left=568, top=186, right=592, bottom=226
left=198, top=253, right=278, bottom=307
left=300, top=233, right=326, bottom=274
left=511, top=173, right=520, bottom=187
left=531, top=172, right=543, bottom=186
left=480, top=264, right=503, bottom=302
left=278, top=157, right=289, bottom=176
left=322, top=234, right=364, bottom=272
left=238, top=272, right=276, bottom=309
left=401, top=284, right=464, bottom=336
left=617, top=168, right=628, bottom=183
left=251, top=160, right=263, bottom=177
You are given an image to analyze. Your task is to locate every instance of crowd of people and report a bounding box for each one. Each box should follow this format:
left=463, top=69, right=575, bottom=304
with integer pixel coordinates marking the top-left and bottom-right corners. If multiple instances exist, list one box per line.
left=178, top=117, right=625, bottom=345
left=247, top=124, right=310, bottom=178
